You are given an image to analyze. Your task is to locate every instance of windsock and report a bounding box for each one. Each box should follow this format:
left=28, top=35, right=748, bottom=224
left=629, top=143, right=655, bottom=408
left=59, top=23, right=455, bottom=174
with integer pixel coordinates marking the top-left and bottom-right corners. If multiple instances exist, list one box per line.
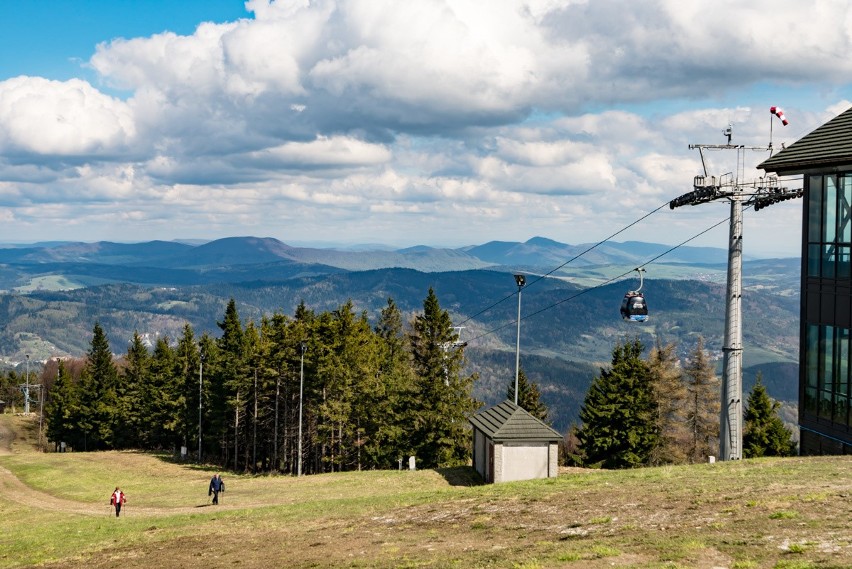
left=770, top=106, right=789, bottom=126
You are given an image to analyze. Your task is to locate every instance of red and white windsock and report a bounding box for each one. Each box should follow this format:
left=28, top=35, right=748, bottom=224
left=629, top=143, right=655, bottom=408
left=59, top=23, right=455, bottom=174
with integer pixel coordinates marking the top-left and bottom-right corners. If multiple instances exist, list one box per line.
left=770, top=106, right=789, bottom=126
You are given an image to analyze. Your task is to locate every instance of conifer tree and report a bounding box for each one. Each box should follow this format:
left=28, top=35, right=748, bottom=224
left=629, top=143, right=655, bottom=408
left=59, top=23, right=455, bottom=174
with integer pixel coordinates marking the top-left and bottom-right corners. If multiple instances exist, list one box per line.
left=317, top=300, right=378, bottom=470
left=507, top=367, right=549, bottom=423
left=368, top=298, right=417, bottom=467
left=115, top=332, right=149, bottom=448
left=577, top=338, right=658, bottom=469
left=743, top=374, right=796, bottom=457
left=45, top=360, right=79, bottom=451
left=78, top=323, right=119, bottom=450
left=683, top=337, right=720, bottom=462
left=174, top=324, right=200, bottom=454
left=148, top=336, right=180, bottom=450
left=215, top=298, right=245, bottom=465
left=409, top=288, right=478, bottom=468
left=647, top=340, right=689, bottom=465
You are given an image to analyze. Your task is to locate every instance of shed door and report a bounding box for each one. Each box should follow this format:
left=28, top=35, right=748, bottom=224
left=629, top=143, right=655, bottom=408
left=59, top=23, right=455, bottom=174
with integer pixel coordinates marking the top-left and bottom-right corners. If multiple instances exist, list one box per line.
left=501, top=443, right=548, bottom=482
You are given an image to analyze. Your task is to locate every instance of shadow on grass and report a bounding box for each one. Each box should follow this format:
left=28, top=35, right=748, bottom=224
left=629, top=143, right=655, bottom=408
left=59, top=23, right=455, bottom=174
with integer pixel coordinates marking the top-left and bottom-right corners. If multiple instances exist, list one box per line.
left=436, top=466, right=484, bottom=487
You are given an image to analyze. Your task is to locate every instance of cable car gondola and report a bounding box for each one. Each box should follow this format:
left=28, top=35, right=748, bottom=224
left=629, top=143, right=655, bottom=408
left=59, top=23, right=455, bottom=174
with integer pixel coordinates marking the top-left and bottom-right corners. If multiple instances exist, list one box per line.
left=620, top=267, right=649, bottom=322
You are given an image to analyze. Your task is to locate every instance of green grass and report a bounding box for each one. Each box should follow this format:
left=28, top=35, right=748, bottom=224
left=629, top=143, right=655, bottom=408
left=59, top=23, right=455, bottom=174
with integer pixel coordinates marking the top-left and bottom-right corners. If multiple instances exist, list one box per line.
left=1, top=415, right=851, bottom=568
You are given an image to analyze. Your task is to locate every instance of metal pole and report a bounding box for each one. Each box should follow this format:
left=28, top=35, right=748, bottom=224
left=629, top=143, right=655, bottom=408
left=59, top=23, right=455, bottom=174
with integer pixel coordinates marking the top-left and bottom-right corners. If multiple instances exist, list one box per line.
left=515, top=288, right=521, bottom=405
left=513, top=275, right=525, bottom=406
left=720, top=192, right=743, bottom=460
left=274, top=374, right=280, bottom=471
left=253, top=367, right=257, bottom=473
left=198, top=354, right=204, bottom=462
left=25, top=354, right=30, bottom=415
left=297, top=342, right=306, bottom=477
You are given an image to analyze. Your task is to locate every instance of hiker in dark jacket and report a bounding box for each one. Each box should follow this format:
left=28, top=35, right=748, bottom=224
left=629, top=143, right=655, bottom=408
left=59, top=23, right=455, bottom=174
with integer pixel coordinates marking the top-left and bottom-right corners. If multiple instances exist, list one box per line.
left=208, top=473, right=224, bottom=505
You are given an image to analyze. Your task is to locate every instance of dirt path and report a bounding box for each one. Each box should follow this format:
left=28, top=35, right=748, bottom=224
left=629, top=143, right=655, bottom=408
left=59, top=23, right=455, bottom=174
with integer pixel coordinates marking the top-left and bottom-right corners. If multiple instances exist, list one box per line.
left=0, top=416, right=259, bottom=517
left=0, top=461, right=252, bottom=517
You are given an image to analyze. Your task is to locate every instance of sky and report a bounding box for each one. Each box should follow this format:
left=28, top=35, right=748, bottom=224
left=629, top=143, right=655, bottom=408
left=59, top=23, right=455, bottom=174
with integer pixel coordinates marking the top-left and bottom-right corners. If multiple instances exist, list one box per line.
left=2, top=0, right=851, bottom=258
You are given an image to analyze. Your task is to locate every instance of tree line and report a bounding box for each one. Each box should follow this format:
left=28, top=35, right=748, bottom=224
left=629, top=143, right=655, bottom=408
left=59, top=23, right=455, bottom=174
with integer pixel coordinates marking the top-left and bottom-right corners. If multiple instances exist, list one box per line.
left=3, top=288, right=795, bottom=474
left=566, top=337, right=796, bottom=468
left=39, top=290, right=478, bottom=473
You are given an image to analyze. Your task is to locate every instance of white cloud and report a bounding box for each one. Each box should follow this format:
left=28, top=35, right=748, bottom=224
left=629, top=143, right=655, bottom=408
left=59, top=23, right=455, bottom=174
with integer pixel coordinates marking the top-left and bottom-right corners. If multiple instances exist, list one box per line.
left=243, top=136, right=391, bottom=169
left=1, top=0, right=846, bottom=254
left=0, top=76, right=134, bottom=156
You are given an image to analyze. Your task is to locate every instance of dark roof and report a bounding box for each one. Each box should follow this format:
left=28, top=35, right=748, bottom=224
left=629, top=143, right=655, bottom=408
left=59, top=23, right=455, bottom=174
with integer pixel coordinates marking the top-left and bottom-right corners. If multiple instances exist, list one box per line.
left=759, top=106, right=852, bottom=175
left=469, top=400, right=562, bottom=443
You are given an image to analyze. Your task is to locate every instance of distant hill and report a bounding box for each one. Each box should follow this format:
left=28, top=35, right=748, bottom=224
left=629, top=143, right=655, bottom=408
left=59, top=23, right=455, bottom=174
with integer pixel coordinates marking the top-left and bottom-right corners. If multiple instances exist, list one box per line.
left=0, top=262, right=800, bottom=432
left=0, top=235, right=786, bottom=293
left=0, top=236, right=801, bottom=431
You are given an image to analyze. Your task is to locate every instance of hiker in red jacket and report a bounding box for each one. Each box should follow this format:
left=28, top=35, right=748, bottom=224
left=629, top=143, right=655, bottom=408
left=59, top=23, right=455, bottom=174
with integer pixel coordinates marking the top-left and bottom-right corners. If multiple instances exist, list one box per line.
left=110, top=487, right=126, bottom=517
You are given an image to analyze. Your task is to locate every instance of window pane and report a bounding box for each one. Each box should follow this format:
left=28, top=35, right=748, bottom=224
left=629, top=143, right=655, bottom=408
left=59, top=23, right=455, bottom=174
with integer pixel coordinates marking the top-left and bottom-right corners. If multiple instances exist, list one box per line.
left=840, top=327, right=851, bottom=397
left=842, top=175, right=852, bottom=242
left=808, top=244, right=821, bottom=277
left=819, top=390, right=833, bottom=419
left=805, top=387, right=817, bottom=413
left=822, top=325, right=834, bottom=393
left=839, top=245, right=852, bottom=280
left=823, top=244, right=836, bottom=279
left=824, top=175, right=837, bottom=242
left=833, top=395, right=849, bottom=425
left=809, top=175, right=823, bottom=243
left=807, top=324, right=819, bottom=389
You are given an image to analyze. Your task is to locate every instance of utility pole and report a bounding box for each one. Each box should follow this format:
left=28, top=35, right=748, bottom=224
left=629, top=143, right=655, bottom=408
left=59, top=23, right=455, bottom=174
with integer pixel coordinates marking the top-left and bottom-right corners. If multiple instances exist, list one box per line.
left=670, top=126, right=801, bottom=461
left=513, top=274, right=526, bottom=405
left=297, top=341, right=306, bottom=477
left=24, top=354, right=30, bottom=414
left=198, top=352, right=204, bottom=462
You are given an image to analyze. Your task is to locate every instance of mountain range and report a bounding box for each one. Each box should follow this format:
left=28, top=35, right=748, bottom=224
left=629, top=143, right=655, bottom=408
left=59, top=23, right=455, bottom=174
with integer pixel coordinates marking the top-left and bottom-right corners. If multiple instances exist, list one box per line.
left=0, top=236, right=802, bottom=431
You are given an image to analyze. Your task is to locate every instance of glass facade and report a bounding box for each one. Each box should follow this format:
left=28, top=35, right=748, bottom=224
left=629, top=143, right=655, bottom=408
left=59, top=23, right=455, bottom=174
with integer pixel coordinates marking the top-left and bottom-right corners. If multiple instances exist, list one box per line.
left=807, top=174, right=852, bottom=280
left=802, top=173, right=852, bottom=453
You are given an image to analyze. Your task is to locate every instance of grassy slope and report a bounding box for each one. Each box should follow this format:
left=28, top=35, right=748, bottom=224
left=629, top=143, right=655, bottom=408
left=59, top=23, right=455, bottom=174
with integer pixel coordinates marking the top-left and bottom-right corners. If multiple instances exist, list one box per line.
left=0, top=415, right=850, bottom=569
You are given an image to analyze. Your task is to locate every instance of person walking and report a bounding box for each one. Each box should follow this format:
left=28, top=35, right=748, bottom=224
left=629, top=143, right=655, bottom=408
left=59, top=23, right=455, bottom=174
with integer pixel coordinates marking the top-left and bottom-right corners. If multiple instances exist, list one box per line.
left=208, top=473, right=224, bottom=505
left=110, top=487, right=126, bottom=517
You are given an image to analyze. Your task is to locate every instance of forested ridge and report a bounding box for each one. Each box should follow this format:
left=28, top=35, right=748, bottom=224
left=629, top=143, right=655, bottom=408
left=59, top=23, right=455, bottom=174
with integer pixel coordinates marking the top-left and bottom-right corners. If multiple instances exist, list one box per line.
left=0, top=266, right=800, bottom=432
left=0, top=281, right=797, bottom=473
left=39, top=292, right=478, bottom=473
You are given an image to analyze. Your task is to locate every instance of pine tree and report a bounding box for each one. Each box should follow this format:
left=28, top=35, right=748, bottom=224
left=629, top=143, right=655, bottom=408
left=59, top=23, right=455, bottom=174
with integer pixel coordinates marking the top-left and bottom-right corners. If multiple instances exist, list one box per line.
left=683, top=337, right=720, bottom=462
left=316, top=301, right=380, bottom=472
left=367, top=298, right=417, bottom=468
left=507, top=367, right=549, bottom=423
left=646, top=340, right=689, bottom=465
left=115, top=332, right=149, bottom=448
left=577, top=338, right=658, bottom=469
left=743, top=374, right=796, bottom=457
left=174, top=324, right=200, bottom=455
left=78, top=323, right=119, bottom=450
left=148, top=336, right=180, bottom=450
left=409, top=288, right=478, bottom=468
left=45, top=360, right=79, bottom=451
left=215, top=298, right=245, bottom=466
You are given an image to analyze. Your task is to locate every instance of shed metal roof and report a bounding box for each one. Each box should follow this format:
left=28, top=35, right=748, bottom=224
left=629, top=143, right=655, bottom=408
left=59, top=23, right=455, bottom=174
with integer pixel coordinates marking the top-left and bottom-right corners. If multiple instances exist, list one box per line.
left=469, top=400, right=562, bottom=443
left=759, top=106, right=852, bottom=175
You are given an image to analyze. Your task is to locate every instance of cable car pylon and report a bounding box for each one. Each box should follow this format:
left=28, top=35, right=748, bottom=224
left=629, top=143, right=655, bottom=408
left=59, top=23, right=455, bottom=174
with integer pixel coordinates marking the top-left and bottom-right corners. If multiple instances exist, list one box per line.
left=669, top=124, right=801, bottom=462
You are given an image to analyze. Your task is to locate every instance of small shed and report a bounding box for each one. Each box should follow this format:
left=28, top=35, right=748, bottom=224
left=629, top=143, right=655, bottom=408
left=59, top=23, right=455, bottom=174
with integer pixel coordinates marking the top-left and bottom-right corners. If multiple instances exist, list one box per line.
left=469, top=400, right=561, bottom=483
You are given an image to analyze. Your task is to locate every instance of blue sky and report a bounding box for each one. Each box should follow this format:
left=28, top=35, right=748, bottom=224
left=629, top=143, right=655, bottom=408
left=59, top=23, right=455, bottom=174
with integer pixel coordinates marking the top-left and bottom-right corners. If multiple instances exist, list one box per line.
left=1, top=1, right=250, bottom=81
left=1, top=0, right=851, bottom=258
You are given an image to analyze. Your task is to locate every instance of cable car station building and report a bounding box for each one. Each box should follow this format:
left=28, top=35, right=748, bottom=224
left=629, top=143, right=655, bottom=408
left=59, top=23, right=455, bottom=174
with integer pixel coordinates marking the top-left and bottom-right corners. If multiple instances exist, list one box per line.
left=760, top=106, right=852, bottom=454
